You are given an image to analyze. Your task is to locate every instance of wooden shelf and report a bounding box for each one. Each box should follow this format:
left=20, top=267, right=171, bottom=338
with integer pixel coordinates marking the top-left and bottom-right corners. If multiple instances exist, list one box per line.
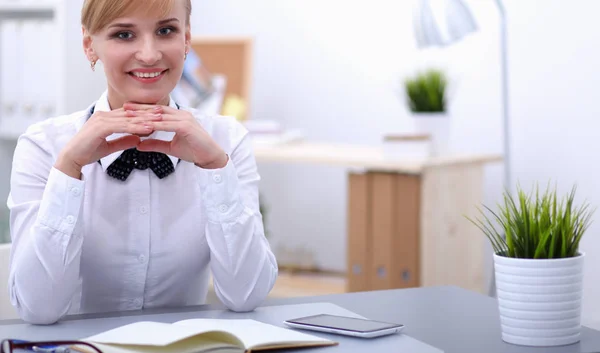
left=253, top=140, right=503, bottom=174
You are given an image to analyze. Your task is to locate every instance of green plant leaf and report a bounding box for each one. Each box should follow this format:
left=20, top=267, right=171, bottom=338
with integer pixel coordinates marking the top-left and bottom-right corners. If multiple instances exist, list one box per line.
left=404, top=69, right=447, bottom=113
left=465, top=182, right=594, bottom=259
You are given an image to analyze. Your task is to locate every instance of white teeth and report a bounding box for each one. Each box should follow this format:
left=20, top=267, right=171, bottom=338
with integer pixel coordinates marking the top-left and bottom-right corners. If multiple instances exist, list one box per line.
left=132, top=71, right=162, bottom=78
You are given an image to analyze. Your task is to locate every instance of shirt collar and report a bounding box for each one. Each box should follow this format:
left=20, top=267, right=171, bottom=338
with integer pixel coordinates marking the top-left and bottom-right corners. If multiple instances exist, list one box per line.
left=93, top=90, right=180, bottom=171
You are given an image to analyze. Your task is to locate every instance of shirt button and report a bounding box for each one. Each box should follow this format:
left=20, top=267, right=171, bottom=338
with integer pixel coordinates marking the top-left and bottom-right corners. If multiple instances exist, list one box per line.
left=140, top=206, right=148, bottom=214
left=71, top=187, right=81, bottom=196
left=218, top=204, right=228, bottom=213
left=138, top=254, right=146, bottom=263
left=213, top=174, right=222, bottom=183
left=133, top=298, right=142, bottom=307
left=66, top=215, right=75, bottom=224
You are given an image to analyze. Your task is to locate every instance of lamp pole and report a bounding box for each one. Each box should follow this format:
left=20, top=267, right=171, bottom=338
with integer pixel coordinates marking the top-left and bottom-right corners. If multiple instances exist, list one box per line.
left=495, top=0, right=511, bottom=194
left=487, top=0, right=509, bottom=297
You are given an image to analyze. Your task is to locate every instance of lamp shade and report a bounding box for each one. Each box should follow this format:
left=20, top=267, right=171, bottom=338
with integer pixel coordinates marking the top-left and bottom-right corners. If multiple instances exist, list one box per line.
left=413, top=0, right=478, bottom=48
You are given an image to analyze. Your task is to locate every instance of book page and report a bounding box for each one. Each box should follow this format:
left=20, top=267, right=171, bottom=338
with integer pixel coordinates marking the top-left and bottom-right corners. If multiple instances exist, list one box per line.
left=87, top=336, right=240, bottom=353
left=174, top=319, right=334, bottom=349
left=83, top=321, right=242, bottom=348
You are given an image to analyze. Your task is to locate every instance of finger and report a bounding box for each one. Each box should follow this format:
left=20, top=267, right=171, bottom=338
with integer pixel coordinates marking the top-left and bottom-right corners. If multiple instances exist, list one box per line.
left=100, top=121, right=154, bottom=137
left=128, top=114, right=163, bottom=123
left=150, top=112, right=185, bottom=121
left=156, top=105, right=178, bottom=114
left=123, top=102, right=163, bottom=112
left=122, top=109, right=162, bottom=118
left=149, top=121, right=182, bottom=133
left=137, top=139, right=171, bottom=154
left=106, top=135, right=141, bottom=154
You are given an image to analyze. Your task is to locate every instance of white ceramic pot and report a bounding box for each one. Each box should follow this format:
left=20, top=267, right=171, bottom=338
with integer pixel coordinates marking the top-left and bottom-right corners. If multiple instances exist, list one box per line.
left=494, top=253, right=584, bottom=347
left=412, top=112, right=450, bottom=157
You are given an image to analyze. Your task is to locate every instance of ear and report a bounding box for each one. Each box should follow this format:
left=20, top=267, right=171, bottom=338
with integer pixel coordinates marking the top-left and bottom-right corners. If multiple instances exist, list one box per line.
left=184, top=24, right=191, bottom=54
left=82, top=26, right=97, bottom=62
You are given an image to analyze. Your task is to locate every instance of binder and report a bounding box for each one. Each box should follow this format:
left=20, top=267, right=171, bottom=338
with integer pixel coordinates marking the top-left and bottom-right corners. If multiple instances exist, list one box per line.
left=0, top=20, right=22, bottom=131
left=346, top=172, right=372, bottom=292
left=39, top=20, right=58, bottom=119
left=21, top=20, right=40, bottom=124
left=346, top=172, right=421, bottom=292
left=369, top=173, right=396, bottom=290
left=392, top=174, right=420, bottom=288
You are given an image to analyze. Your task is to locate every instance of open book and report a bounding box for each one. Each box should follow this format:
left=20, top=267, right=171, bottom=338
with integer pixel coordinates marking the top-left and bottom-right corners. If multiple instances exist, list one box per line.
left=75, top=319, right=338, bottom=353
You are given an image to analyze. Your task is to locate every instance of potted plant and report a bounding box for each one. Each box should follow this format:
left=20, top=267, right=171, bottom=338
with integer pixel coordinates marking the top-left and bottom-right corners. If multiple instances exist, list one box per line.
left=467, top=183, right=594, bottom=347
left=405, top=68, right=447, bottom=113
left=403, top=68, right=450, bottom=156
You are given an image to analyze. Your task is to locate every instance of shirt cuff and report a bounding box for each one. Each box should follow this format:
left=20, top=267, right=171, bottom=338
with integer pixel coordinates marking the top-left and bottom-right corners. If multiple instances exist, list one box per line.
left=37, top=167, right=85, bottom=234
left=200, top=157, right=245, bottom=223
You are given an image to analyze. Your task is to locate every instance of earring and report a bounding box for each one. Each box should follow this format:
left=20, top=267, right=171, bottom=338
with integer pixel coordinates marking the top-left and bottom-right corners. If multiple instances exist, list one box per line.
left=90, top=60, right=97, bottom=72
left=184, top=51, right=188, bottom=60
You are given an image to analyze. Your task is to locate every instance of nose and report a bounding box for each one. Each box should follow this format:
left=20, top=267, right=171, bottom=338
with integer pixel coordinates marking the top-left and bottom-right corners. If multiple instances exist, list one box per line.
left=135, top=35, right=162, bottom=65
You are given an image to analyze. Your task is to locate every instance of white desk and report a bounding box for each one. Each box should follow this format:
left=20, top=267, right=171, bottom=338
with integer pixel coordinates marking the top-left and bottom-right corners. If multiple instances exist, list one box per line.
left=252, top=140, right=503, bottom=294
left=2, top=286, right=598, bottom=353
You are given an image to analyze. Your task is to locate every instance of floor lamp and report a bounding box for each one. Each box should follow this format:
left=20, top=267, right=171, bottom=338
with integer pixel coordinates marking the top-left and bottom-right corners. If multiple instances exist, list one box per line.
left=412, top=0, right=510, bottom=297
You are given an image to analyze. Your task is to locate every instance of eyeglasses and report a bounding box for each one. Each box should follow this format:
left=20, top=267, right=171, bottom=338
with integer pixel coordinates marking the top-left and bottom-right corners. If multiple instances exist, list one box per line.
left=1, top=339, right=103, bottom=353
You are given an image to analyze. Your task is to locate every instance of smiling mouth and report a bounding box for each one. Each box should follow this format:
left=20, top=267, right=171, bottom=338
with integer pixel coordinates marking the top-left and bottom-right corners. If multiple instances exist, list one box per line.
left=128, top=70, right=168, bottom=80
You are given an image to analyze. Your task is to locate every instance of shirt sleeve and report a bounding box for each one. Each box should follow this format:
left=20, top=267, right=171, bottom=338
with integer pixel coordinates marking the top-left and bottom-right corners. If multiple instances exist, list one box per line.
left=198, top=126, right=278, bottom=312
left=6, top=131, right=85, bottom=324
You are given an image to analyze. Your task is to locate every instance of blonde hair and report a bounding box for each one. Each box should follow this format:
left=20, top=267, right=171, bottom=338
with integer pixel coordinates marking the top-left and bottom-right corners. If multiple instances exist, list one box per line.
left=82, top=0, right=192, bottom=34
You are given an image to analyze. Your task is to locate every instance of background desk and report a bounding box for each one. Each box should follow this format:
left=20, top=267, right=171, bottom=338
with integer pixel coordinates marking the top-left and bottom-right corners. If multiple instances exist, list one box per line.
left=253, top=141, right=502, bottom=294
left=1, top=286, right=599, bottom=353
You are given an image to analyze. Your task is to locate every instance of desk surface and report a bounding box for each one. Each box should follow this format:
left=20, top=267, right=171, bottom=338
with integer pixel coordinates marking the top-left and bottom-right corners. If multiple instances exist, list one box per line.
left=1, top=286, right=599, bottom=353
left=252, top=141, right=503, bottom=173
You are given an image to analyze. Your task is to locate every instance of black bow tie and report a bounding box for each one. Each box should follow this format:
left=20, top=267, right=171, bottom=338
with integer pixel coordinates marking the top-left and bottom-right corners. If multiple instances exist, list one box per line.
left=106, top=148, right=175, bottom=181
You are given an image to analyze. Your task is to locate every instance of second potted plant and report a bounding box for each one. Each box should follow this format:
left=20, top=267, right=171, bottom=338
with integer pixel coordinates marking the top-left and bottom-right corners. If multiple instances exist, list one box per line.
left=467, top=183, right=594, bottom=347
left=404, top=68, right=450, bottom=157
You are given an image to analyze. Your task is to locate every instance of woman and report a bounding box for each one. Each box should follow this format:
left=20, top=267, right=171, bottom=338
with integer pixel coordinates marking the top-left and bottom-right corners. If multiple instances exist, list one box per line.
left=6, top=0, right=278, bottom=325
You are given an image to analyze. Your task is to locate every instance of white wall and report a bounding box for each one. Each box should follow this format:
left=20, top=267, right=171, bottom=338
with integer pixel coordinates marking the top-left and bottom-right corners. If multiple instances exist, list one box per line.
left=190, top=1, right=503, bottom=271
left=190, top=0, right=600, bottom=323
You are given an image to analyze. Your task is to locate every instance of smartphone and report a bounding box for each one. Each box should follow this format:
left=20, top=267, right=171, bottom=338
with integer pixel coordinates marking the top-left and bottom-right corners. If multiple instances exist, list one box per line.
left=283, top=314, right=404, bottom=338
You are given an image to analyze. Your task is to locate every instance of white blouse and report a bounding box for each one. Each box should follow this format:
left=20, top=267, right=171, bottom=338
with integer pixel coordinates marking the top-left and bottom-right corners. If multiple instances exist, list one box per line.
left=6, top=91, right=278, bottom=324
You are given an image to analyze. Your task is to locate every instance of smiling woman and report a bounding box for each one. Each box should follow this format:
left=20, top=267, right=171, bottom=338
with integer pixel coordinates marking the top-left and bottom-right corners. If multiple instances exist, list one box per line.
left=5, top=0, right=278, bottom=325
left=81, top=0, right=192, bottom=108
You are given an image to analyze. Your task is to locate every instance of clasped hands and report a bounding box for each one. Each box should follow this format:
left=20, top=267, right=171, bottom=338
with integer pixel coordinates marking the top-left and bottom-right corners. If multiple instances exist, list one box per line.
left=57, top=102, right=228, bottom=179
left=124, top=103, right=228, bottom=170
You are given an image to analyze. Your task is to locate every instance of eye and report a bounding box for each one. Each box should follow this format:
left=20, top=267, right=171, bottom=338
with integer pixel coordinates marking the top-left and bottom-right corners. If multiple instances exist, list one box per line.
left=113, top=31, right=134, bottom=40
left=157, top=27, right=177, bottom=36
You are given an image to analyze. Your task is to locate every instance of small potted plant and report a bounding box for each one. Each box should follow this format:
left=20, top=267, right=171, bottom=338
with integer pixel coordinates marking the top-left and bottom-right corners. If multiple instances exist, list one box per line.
left=403, top=68, right=450, bottom=156
left=405, top=68, right=447, bottom=113
left=467, top=183, right=594, bottom=347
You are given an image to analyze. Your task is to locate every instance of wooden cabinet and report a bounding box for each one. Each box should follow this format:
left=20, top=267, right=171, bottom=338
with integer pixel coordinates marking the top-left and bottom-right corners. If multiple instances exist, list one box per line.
left=253, top=142, right=501, bottom=294
left=347, top=161, right=488, bottom=293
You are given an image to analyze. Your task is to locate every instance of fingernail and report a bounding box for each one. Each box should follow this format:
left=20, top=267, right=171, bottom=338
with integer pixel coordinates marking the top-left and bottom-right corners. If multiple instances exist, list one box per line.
left=154, top=106, right=162, bottom=112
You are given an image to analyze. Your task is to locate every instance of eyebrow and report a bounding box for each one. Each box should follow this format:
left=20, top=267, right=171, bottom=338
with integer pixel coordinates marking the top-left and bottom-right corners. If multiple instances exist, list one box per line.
left=108, top=18, right=179, bottom=29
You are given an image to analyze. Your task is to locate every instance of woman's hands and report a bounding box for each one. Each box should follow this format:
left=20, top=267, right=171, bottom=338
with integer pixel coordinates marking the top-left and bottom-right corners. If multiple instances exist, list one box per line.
left=54, top=102, right=228, bottom=180
left=123, top=103, right=228, bottom=170
left=55, top=108, right=162, bottom=179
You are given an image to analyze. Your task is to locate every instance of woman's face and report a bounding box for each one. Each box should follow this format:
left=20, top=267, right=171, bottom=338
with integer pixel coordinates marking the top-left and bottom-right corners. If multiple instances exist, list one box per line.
left=83, top=0, right=190, bottom=108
